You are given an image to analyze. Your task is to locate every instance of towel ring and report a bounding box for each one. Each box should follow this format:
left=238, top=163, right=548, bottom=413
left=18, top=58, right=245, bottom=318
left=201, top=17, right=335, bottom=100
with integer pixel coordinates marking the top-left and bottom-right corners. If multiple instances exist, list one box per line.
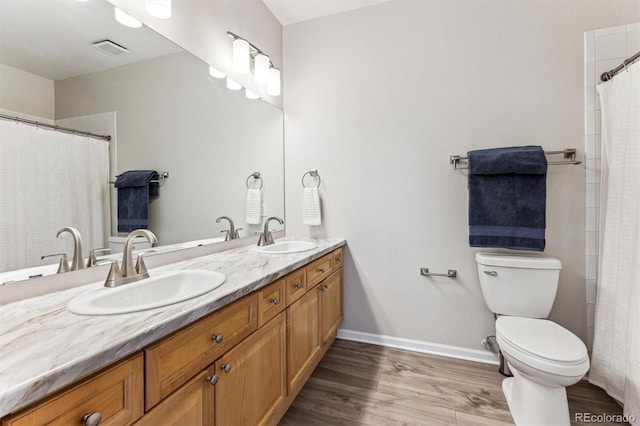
left=246, top=172, right=263, bottom=190
left=302, top=170, right=321, bottom=188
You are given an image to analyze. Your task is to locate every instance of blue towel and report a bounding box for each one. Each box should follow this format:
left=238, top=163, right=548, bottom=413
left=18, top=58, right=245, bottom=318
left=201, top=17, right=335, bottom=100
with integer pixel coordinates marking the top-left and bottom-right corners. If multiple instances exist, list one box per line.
left=115, top=170, right=159, bottom=232
left=468, top=146, right=547, bottom=251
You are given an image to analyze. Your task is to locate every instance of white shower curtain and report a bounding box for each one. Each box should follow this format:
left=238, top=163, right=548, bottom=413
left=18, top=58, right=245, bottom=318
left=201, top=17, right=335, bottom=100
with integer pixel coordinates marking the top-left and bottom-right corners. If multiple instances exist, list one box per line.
left=589, top=61, right=640, bottom=423
left=0, top=119, right=110, bottom=271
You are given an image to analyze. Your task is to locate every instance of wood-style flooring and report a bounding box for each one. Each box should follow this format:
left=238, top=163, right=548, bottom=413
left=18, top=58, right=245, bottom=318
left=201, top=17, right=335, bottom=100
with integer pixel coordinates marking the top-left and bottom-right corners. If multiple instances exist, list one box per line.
left=279, top=339, right=625, bottom=426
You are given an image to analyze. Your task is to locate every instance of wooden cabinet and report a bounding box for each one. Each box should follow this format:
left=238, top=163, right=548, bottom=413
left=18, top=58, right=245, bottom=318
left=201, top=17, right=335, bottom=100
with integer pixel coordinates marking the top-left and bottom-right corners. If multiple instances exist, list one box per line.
left=145, top=294, right=257, bottom=409
left=306, top=253, right=334, bottom=287
left=320, top=269, right=343, bottom=345
left=286, top=288, right=321, bottom=394
left=332, top=247, right=343, bottom=270
left=2, top=353, right=144, bottom=426
left=285, top=267, right=307, bottom=306
left=134, top=367, right=215, bottom=426
left=258, top=278, right=285, bottom=327
left=215, top=311, right=286, bottom=426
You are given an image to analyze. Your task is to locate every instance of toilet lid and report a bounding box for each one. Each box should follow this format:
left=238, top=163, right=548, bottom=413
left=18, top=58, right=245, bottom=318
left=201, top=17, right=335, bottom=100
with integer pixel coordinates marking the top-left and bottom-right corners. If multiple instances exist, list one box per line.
left=496, top=316, right=587, bottom=364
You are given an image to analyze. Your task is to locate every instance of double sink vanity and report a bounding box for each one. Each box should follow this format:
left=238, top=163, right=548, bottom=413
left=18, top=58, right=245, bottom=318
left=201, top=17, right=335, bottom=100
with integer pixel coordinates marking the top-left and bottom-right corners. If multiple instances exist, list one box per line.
left=0, top=237, right=345, bottom=425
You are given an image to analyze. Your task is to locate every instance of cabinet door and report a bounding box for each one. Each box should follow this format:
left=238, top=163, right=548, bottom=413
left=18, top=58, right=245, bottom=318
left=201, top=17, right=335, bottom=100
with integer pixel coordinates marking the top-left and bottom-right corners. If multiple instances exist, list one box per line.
left=287, top=288, right=320, bottom=394
left=319, top=269, right=343, bottom=345
left=2, top=353, right=143, bottom=426
left=134, top=367, right=215, bottom=426
left=258, top=278, right=285, bottom=327
left=215, top=312, right=286, bottom=426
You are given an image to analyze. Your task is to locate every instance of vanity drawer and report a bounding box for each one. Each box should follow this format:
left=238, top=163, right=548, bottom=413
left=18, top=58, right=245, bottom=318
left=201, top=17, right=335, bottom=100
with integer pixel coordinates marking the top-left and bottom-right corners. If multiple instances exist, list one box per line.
left=145, top=294, right=257, bottom=410
left=333, top=248, right=343, bottom=270
left=2, top=353, right=143, bottom=426
left=258, top=278, right=285, bottom=327
left=306, top=253, right=333, bottom=287
left=285, top=268, right=307, bottom=306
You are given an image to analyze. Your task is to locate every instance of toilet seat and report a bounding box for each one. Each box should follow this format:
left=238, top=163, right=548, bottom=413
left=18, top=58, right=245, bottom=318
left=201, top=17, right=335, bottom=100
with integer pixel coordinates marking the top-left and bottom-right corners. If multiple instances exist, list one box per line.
left=496, top=316, right=589, bottom=377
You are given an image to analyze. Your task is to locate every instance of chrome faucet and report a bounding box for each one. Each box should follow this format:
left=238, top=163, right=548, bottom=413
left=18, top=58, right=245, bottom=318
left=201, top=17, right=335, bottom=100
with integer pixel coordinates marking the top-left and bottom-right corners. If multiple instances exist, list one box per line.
left=216, top=216, right=241, bottom=240
left=57, top=227, right=85, bottom=271
left=257, top=217, right=284, bottom=246
left=104, top=229, right=158, bottom=287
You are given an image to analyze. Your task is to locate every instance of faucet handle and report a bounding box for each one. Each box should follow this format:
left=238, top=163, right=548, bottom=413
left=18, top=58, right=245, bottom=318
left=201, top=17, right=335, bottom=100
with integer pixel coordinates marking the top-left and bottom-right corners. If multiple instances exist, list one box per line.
left=220, top=230, right=230, bottom=241
left=41, top=253, right=70, bottom=274
left=87, top=248, right=111, bottom=267
left=104, top=260, right=123, bottom=288
left=135, top=253, right=151, bottom=279
left=234, top=228, right=243, bottom=239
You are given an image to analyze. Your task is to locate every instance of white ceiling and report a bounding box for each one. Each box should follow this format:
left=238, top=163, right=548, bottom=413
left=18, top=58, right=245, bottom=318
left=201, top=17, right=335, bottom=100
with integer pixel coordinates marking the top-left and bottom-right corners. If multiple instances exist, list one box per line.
left=0, top=0, right=181, bottom=81
left=261, top=0, right=391, bottom=26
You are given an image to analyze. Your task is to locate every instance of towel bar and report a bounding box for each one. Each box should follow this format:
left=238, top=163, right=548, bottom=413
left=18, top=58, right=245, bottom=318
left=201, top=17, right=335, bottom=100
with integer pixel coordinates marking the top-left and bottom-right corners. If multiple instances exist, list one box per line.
left=109, top=171, right=169, bottom=185
left=420, top=268, right=457, bottom=278
left=450, top=148, right=581, bottom=170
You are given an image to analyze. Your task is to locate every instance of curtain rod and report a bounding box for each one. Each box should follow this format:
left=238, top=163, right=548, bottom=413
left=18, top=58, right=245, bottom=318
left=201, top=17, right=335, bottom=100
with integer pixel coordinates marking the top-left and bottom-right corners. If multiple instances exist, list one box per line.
left=601, top=50, right=640, bottom=82
left=0, top=113, right=112, bottom=141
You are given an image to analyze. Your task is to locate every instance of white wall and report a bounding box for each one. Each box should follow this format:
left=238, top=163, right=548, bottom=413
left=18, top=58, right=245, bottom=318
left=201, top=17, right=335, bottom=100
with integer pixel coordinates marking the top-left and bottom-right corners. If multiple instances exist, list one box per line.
left=284, top=0, right=640, bottom=352
left=108, top=0, right=283, bottom=109
left=0, top=63, right=54, bottom=120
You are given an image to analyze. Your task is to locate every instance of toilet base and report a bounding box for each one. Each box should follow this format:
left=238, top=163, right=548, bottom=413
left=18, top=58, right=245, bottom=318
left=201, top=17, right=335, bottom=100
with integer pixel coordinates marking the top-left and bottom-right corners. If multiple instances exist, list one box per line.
left=502, top=371, right=571, bottom=426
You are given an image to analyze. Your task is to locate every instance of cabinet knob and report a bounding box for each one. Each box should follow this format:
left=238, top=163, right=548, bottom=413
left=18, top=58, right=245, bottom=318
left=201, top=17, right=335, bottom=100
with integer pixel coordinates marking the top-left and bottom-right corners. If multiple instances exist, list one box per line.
left=211, top=333, right=223, bottom=343
left=320, top=284, right=329, bottom=292
left=82, top=412, right=102, bottom=426
left=336, top=256, right=342, bottom=262
left=270, top=297, right=279, bottom=305
left=294, top=282, right=302, bottom=289
left=221, top=363, right=232, bottom=373
left=317, top=267, right=325, bottom=273
left=206, top=374, right=218, bottom=385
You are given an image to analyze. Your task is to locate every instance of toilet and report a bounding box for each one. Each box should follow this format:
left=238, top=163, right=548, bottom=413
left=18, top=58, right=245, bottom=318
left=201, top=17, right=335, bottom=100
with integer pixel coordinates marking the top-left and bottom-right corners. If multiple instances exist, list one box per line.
left=476, top=253, right=590, bottom=426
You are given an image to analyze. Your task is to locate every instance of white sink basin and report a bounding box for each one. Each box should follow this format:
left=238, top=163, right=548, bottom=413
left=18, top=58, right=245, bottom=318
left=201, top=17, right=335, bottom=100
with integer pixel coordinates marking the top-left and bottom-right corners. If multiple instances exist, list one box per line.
left=67, top=270, right=226, bottom=315
left=252, top=240, right=317, bottom=254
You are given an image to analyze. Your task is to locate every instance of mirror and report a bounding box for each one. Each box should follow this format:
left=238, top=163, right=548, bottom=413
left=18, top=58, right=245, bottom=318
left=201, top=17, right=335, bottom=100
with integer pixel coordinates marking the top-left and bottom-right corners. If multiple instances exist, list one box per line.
left=0, top=0, right=284, bottom=279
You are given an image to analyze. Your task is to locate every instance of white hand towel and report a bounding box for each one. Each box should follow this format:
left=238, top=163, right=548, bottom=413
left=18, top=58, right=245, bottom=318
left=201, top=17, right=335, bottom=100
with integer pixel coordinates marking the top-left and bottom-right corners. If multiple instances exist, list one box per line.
left=303, top=187, right=322, bottom=226
left=245, top=188, right=262, bottom=224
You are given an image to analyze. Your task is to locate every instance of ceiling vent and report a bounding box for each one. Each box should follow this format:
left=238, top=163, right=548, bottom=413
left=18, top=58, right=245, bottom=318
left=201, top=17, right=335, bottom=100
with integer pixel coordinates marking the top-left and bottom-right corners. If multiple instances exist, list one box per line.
left=92, top=40, right=131, bottom=56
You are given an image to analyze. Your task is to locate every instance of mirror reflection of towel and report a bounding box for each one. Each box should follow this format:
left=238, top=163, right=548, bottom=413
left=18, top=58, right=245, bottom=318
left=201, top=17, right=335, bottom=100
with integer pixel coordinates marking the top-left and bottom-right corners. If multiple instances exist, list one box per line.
left=115, top=170, right=159, bottom=232
left=246, top=188, right=262, bottom=225
left=468, top=146, right=547, bottom=251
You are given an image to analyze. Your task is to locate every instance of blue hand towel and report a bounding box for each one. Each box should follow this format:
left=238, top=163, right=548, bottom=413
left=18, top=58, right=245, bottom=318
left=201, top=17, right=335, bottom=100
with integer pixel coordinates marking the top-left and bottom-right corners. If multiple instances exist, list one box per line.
left=115, top=170, right=159, bottom=232
left=468, top=146, right=547, bottom=251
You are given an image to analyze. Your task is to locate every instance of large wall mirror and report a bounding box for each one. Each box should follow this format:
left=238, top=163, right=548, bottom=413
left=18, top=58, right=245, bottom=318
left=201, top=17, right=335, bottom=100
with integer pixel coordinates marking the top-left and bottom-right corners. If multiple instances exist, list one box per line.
left=0, top=0, right=284, bottom=281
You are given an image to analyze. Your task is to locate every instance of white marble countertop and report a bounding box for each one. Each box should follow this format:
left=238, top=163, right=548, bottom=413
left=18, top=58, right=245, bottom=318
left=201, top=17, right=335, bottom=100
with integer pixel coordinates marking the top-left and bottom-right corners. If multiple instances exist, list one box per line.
left=0, top=237, right=345, bottom=417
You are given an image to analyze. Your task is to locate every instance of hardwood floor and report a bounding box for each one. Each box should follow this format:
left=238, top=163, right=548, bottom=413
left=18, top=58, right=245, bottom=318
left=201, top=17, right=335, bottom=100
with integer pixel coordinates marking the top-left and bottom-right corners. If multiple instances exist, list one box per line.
left=279, top=339, right=625, bottom=426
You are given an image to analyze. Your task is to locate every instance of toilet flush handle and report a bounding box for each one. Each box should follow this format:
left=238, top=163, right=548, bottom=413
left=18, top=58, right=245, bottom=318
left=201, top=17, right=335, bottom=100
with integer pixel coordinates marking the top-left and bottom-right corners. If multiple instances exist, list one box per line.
left=484, top=270, right=498, bottom=277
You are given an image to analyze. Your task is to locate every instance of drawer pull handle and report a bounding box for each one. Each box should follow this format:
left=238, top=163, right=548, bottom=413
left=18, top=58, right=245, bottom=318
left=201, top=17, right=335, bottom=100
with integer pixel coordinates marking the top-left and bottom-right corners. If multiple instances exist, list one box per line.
left=317, top=267, right=326, bottom=273
left=320, top=284, right=329, bottom=292
left=270, top=297, right=279, bottom=305
left=206, top=374, right=218, bottom=385
left=221, top=363, right=232, bottom=373
left=82, top=412, right=102, bottom=426
left=212, top=333, right=223, bottom=343
left=336, top=256, right=342, bottom=262
left=294, top=282, right=302, bottom=289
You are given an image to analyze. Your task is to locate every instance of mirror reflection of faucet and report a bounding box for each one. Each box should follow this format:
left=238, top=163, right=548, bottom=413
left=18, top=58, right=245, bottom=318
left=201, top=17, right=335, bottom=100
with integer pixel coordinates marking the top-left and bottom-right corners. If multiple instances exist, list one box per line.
left=104, top=229, right=158, bottom=287
left=56, top=227, right=85, bottom=271
left=40, top=253, right=70, bottom=274
left=216, top=216, right=242, bottom=240
left=257, top=217, right=284, bottom=247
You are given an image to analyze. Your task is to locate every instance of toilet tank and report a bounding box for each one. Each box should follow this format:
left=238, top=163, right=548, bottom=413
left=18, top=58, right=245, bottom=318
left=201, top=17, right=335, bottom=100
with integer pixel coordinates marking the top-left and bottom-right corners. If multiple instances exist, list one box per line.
left=475, top=253, right=562, bottom=318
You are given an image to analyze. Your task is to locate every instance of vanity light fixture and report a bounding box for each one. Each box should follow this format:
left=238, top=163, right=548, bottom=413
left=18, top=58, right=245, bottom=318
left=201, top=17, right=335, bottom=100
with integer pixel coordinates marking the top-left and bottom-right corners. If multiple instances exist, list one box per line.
left=145, top=0, right=171, bottom=19
left=226, top=77, right=242, bottom=91
left=209, top=65, right=225, bottom=79
left=245, top=89, right=259, bottom=100
left=227, top=31, right=281, bottom=97
left=114, top=7, right=142, bottom=28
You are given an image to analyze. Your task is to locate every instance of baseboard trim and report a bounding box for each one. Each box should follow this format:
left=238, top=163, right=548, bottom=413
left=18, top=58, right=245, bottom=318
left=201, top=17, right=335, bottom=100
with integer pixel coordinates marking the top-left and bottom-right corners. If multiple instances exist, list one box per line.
left=337, top=329, right=499, bottom=365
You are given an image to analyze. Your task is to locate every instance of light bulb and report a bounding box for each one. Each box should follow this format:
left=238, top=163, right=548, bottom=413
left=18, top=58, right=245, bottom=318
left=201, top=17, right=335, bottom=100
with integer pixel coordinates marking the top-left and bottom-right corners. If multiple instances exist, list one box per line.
left=232, top=39, right=250, bottom=74
left=266, top=68, right=281, bottom=96
left=226, top=77, right=242, bottom=91
left=114, top=7, right=142, bottom=28
left=209, top=65, right=225, bottom=79
left=145, top=0, right=171, bottom=19
left=254, top=54, right=270, bottom=85
left=245, top=89, right=259, bottom=100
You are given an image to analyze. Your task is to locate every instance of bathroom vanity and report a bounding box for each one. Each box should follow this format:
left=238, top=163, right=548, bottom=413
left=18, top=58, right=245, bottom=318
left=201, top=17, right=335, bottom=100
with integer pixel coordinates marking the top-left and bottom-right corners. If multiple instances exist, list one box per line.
left=0, top=239, right=344, bottom=425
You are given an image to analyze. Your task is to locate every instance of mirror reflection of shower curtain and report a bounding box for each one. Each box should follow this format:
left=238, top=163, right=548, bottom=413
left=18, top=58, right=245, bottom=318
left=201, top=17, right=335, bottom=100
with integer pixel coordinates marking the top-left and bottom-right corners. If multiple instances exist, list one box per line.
left=589, top=61, right=640, bottom=423
left=0, top=119, right=110, bottom=271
